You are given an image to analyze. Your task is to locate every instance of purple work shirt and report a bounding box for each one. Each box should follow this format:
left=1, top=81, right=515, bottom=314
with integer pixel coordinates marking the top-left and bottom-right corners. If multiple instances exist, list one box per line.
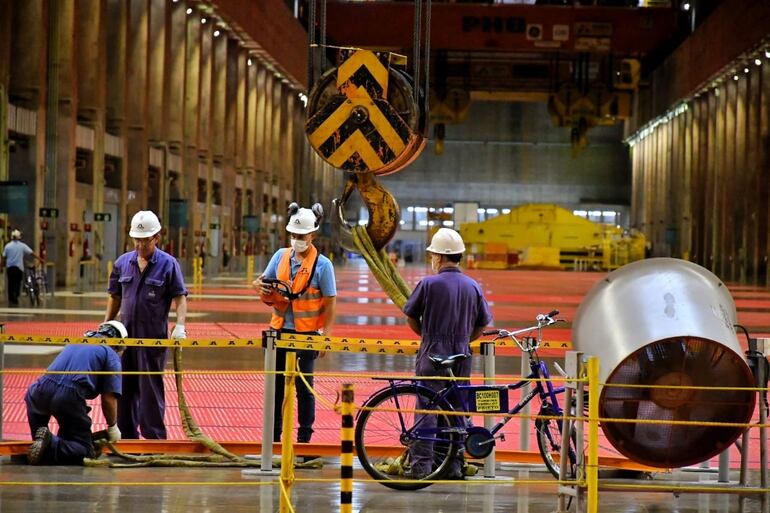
left=108, top=248, right=188, bottom=339
left=403, top=267, right=492, bottom=375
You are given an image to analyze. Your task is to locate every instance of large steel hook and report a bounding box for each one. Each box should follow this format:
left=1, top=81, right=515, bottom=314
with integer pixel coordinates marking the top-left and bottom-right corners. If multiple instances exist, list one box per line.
left=332, top=172, right=400, bottom=252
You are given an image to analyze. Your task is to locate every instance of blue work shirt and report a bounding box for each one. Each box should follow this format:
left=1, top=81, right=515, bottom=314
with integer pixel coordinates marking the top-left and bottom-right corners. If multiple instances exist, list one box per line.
left=108, top=248, right=188, bottom=339
left=44, top=345, right=122, bottom=400
left=403, top=267, right=492, bottom=374
left=2, top=240, right=34, bottom=270
left=263, top=247, right=336, bottom=331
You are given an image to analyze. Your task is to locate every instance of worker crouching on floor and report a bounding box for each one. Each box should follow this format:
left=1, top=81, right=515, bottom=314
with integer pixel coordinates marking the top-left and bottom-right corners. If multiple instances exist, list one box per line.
left=253, top=202, right=337, bottom=454
left=24, top=321, right=126, bottom=465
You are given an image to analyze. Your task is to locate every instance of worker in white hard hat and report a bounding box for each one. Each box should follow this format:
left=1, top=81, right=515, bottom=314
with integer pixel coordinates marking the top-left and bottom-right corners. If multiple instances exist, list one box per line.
left=403, top=227, right=492, bottom=480
left=253, top=202, right=337, bottom=460
left=104, top=210, right=188, bottom=439
left=24, top=321, right=127, bottom=465
left=2, top=228, right=44, bottom=306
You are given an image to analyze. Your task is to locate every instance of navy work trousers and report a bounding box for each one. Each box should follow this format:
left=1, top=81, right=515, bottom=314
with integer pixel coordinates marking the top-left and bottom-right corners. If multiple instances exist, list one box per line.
left=273, top=346, right=318, bottom=443
left=25, top=378, right=95, bottom=464
left=118, top=347, right=168, bottom=439
left=6, top=267, right=22, bottom=305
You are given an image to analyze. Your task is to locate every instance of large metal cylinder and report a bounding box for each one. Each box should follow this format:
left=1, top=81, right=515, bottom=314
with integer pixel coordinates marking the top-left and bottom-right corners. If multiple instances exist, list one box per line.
left=573, top=258, right=755, bottom=468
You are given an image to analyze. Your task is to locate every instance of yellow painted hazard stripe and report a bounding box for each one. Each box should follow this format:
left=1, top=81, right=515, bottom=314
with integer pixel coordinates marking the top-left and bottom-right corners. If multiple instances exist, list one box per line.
left=336, top=49, right=388, bottom=93
left=327, top=130, right=385, bottom=169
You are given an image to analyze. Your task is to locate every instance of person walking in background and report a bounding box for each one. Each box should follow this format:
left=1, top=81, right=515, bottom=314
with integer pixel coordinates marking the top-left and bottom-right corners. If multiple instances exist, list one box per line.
left=25, top=321, right=126, bottom=465
left=253, top=202, right=337, bottom=449
left=2, top=229, right=44, bottom=306
left=104, top=210, right=188, bottom=439
left=403, top=228, right=493, bottom=479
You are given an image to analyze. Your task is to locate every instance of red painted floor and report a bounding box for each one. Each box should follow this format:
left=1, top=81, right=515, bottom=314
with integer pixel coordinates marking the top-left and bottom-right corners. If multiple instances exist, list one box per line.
left=3, top=263, right=770, bottom=469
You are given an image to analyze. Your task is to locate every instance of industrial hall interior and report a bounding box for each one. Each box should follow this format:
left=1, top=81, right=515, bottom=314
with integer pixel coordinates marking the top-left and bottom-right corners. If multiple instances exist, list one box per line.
left=2, top=0, right=770, bottom=512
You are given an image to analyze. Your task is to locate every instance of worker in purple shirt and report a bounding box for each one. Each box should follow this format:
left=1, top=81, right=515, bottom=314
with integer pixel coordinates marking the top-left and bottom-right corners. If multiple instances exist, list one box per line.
left=403, top=228, right=493, bottom=480
left=25, top=321, right=126, bottom=465
left=105, top=211, right=188, bottom=439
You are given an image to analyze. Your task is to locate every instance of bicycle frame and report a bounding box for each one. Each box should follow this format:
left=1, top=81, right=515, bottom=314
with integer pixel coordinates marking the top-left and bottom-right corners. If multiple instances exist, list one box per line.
left=374, top=347, right=565, bottom=446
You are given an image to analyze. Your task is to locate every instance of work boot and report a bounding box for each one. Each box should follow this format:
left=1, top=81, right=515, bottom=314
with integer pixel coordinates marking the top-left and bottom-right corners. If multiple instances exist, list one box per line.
left=28, top=427, right=52, bottom=465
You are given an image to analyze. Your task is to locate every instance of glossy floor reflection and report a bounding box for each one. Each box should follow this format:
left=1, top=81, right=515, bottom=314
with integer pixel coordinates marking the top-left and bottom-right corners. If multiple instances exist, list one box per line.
left=0, top=461, right=768, bottom=512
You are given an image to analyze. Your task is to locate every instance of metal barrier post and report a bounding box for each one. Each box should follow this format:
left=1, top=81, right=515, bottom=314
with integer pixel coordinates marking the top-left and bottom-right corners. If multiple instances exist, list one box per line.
left=586, top=356, right=599, bottom=513
left=260, top=330, right=278, bottom=474
left=481, top=341, right=496, bottom=478
left=279, top=352, right=296, bottom=513
left=557, top=351, right=583, bottom=513
left=519, top=349, right=530, bottom=453
left=247, top=255, right=255, bottom=284
left=340, top=384, right=354, bottom=513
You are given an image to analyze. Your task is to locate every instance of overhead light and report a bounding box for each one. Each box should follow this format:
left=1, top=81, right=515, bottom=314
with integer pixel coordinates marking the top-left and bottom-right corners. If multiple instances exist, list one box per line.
left=186, top=7, right=192, bottom=14
left=682, top=2, right=690, bottom=10
left=744, top=67, right=750, bottom=73
left=733, top=75, right=739, bottom=81
left=213, top=29, right=221, bottom=37
left=766, top=50, right=770, bottom=59
left=201, top=17, right=207, bottom=24
left=756, top=59, right=763, bottom=66
left=247, top=58, right=253, bottom=67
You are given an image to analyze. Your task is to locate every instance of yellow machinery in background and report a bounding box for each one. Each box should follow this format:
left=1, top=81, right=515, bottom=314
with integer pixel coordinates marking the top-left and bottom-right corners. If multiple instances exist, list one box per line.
left=458, top=204, right=646, bottom=271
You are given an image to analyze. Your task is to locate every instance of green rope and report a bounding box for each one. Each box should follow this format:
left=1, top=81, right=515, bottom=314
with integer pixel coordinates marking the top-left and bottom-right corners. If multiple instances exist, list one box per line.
left=351, top=226, right=412, bottom=309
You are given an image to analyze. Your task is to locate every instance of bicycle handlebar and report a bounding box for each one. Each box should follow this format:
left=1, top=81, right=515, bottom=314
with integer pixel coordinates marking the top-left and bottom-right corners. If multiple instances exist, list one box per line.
left=482, top=310, right=563, bottom=350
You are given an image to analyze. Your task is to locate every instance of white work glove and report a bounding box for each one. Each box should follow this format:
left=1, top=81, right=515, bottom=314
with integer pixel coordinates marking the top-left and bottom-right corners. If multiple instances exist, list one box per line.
left=171, top=324, right=187, bottom=339
left=107, top=424, right=121, bottom=442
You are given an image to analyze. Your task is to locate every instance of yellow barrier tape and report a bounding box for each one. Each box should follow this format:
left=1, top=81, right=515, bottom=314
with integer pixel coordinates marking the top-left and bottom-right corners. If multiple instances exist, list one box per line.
left=0, top=334, right=261, bottom=348
left=0, top=333, right=571, bottom=354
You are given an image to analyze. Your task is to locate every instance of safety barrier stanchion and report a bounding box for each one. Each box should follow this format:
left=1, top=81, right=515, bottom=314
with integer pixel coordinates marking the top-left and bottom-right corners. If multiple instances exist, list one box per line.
left=482, top=341, right=496, bottom=478
left=247, top=255, right=255, bottom=284
left=586, top=356, right=599, bottom=513
left=280, top=352, right=297, bottom=513
left=340, top=383, right=354, bottom=513
left=260, top=330, right=279, bottom=475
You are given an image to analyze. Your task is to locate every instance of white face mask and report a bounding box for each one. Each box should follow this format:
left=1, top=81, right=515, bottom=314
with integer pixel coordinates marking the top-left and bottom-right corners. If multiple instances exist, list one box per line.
left=431, top=255, right=441, bottom=274
left=291, top=239, right=309, bottom=253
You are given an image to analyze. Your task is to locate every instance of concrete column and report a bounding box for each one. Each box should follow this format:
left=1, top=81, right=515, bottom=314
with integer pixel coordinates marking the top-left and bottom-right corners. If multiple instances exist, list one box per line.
left=234, top=51, right=247, bottom=172
left=198, top=17, right=212, bottom=156
left=262, top=71, right=274, bottom=238
left=76, top=0, right=108, bottom=267
left=125, top=0, right=149, bottom=210
left=712, top=86, right=724, bottom=276
left=0, top=1, right=11, bottom=188
left=147, top=0, right=166, bottom=143
left=745, top=66, right=761, bottom=285
left=183, top=7, right=201, bottom=265
left=211, top=30, right=226, bottom=160
left=165, top=1, right=186, bottom=148
left=10, top=0, right=44, bottom=105
left=762, top=61, right=770, bottom=287
left=245, top=61, right=257, bottom=171
left=51, top=0, right=79, bottom=285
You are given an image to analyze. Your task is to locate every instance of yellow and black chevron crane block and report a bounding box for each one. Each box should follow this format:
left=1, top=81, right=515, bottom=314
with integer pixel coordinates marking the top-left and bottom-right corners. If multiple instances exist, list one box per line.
left=305, top=48, right=425, bottom=175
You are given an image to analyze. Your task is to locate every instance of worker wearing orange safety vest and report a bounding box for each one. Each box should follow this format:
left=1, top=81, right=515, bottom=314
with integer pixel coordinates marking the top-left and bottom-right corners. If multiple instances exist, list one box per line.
left=254, top=202, right=337, bottom=446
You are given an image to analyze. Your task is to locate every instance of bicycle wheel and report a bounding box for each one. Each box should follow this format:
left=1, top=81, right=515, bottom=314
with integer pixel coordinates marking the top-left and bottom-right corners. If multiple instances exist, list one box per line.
left=536, top=406, right=578, bottom=479
left=355, top=384, right=460, bottom=491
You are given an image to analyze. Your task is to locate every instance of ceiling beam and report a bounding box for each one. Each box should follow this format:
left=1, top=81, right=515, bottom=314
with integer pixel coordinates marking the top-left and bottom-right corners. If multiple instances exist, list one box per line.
left=324, top=3, right=681, bottom=56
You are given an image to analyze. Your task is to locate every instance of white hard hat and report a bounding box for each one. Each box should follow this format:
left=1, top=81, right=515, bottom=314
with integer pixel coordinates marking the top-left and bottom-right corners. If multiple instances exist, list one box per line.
left=129, top=210, right=161, bottom=238
left=426, top=228, right=466, bottom=255
left=97, top=320, right=128, bottom=339
left=11, top=229, right=21, bottom=239
left=286, top=208, right=319, bottom=235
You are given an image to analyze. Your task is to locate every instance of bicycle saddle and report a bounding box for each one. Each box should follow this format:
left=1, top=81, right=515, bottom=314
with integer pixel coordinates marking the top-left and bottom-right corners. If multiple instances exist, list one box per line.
left=428, top=353, right=471, bottom=370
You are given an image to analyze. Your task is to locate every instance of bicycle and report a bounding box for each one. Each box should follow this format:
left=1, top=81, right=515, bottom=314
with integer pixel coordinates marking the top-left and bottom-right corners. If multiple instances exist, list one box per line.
left=354, top=310, right=580, bottom=490
left=22, top=264, right=41, bottom=307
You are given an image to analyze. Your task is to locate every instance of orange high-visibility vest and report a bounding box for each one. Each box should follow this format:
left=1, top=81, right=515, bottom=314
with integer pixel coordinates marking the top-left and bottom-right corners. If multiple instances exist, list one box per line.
left=269, top=245, right=325, bottom=332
